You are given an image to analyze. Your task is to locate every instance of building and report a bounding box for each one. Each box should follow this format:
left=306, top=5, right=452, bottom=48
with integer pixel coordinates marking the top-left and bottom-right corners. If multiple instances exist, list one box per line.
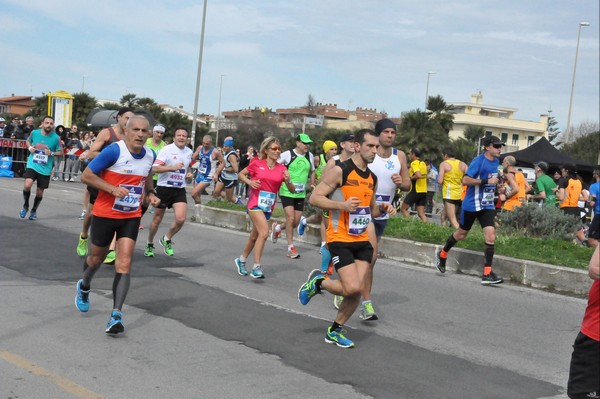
left=0, top=95, right=34, bottom=116
left=449, top=91, right=548, bottom=151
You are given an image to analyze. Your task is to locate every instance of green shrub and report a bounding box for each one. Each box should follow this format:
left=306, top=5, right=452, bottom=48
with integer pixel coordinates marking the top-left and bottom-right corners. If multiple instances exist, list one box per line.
left=496, top=204, right=580, bottom=240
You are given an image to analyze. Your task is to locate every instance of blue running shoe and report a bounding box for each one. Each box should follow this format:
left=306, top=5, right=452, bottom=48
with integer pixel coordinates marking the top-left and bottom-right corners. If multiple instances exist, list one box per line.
left=325, top=326, right=355, bottom=348
left=105, top=310, right=125, bottom=334
left=250, top=265, right=264, bottom=279
left=235, top=258, right=248, bottom=276
left=75, top=279, right=90, bottom=312
left=297, top=216, right=307, bottom=236
left=19, top=208, right=28, bottom=219
left=28, top=211, right=37, bottom=221
left=298, top=269, right=324, bottom=305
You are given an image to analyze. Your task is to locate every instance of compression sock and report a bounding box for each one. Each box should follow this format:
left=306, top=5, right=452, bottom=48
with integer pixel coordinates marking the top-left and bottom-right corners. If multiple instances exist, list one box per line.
left=484, top=243, right=495, bottom=269
left=22, top=190, right=31, bottom=209
left=82, top=260, right=99, bottom=288
left=320, top=246, right=331, bottom=272
left=112, top=273, right=131, bottom=310
left=31, top=196, right=43, bottom=212
left=443, top=234, right=458, bottom=253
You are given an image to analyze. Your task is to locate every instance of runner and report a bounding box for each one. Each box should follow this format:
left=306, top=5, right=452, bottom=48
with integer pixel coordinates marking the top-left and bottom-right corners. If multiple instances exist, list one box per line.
left=74, top=115, right=159, bottom=334
left=297, top=129, right=395, bottom=348
left=212, top=137, right=243, bottom=205
left=191, top=135, right=224, bottom=205
left=234, top=136, right=295, bottom=278
left=144, top=128, right=194, bottom=257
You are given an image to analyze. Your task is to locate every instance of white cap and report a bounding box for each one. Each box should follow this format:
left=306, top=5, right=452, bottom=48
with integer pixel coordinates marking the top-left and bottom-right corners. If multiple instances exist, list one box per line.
left=153, top=124, right=165, bottom=133
left=0, top=117, right=5, bottom=122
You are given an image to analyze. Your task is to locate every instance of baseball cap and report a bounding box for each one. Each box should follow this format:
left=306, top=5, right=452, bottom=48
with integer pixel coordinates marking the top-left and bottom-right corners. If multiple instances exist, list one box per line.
left=534, top=161, right=548, bottom=172
left=0, top=117, right=5, bottom=122
left=482, top=135, right=505, bottom=147
left=153, top=124, right=165, bottom=133
left=338, top=133, right=354, bottom=144
left=297, top=133, right=313, bottom=144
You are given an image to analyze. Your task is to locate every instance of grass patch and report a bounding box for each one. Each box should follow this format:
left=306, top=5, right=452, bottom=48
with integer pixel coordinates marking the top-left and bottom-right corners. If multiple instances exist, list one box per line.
left=203, top=201, right=594, bottom=269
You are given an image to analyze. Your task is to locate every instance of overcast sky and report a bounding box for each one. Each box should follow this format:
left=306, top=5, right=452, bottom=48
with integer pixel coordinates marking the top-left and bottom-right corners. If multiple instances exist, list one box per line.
left=1, top=0, right=598, bottom=132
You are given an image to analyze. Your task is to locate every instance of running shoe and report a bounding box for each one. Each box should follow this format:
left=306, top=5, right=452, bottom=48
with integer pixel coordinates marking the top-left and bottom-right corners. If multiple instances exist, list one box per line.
left=481, top=272, right=504, bottom=285
left=103, top=250, right=116, bottom=264
left=235, top=197, right=245, bottom=206
left=77, top=234, right=88, bottom=257
left=360, top=302, right=379, bottom=321
left=75, top=279, right=90, bottom=312
left=149, top=207, right=155, bottom=214
left=68, top=178, right=75, bottom=182
left=79, top=210, right=87, bottom=220
left=287, top=246, right=300, bottom=259
left=435, top=247, right=446, bottom=274
left=144, top=243, right=155, bottom=257
left=235, top=258, right=248, bottom=276
left=105, top=310, right=125, bottom=334
left=51, top=176, right=58, bottom=181
left=160, top=236, right=174, bottom=256
left=250, top=265, right=264, bottom=279
left=325, top=326, right=354, bottom=348
left=297, top=216, right=307, bottom=236
left=19, top=208, right=28, bottom=219
left=28, top=211, right=37, bottom=221
left=298, top=269, right=324, bottom=305
left=333, top=295, right=343, bottom=310
left=270, top=223, right=281, bottom=243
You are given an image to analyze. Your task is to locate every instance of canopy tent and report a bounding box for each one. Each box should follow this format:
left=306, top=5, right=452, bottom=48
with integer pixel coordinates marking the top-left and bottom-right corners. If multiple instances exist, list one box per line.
left=85, top=109, right=156, bottom=128
left=500, top=137, right=595, bottom=173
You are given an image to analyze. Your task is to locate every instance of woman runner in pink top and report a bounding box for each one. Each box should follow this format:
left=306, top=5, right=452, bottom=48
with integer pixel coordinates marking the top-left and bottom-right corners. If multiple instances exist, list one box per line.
left=234, top=137, right=295, bottom=278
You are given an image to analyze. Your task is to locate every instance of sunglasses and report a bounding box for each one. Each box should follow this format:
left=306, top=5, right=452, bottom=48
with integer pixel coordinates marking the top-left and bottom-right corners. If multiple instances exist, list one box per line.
left=269, top=145, right=281, bottom=151
left=492, top=143, right=503, bottom=149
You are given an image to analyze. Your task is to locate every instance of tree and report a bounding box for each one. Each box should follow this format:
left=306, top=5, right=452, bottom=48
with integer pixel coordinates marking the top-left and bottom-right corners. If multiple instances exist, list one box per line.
left=305, top=94, right=316, bottom=113
left=546, top=110, right=560, bottom=143
left=562, top=129, right=600, bottom=165
left=397, top=109, right=450, bottom=165
left=30, top=94, right=49, bottom=120
left=101, top=102, right=122, bottom=110
left=137, top=97, right=163, bottom=120
left=120, top=93, right=139, bottom=108
left=450, top=137, right=477, bottom=164
left=463, top=125, right=485, bottom=143
left=72, top=92, right=98, bottom=128
left=426, top=95, right=454, bottom=134
left=157, top=111, right=193, bottom=140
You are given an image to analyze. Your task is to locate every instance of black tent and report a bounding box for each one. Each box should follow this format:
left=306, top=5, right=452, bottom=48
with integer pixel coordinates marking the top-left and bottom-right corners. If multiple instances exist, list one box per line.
left=501, top=137, right=595, bottom=173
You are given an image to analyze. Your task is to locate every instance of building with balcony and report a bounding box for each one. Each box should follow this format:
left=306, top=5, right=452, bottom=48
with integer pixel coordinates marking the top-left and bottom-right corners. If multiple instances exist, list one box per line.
left=449, top=91, right=548, bottom=152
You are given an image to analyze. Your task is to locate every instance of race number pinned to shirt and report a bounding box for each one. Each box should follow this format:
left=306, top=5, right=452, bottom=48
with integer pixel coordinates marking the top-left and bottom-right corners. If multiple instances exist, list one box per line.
left=167, top=168, right=186, bottom=187
left=33, top=150, right=48, bottom=166
left=113, top=185, right=143, bottom=212
left=293, top=182, right=305, bottom=193
left=258, top=191, right=276, bottom=212
left=348, top=206, right=371, bottom=235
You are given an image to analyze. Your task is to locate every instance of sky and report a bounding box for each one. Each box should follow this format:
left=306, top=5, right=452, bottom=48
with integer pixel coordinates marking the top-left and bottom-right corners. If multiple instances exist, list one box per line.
left=1, top=0, right=598, bottom=132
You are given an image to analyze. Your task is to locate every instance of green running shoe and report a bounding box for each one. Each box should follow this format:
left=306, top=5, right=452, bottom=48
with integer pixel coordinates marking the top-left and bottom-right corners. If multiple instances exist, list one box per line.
left=103, top=250, right=116, bottom=264
left=159, top=236, right=174, bottom=256
left=359, top=301, right=379, bottom=321
left=76, top=234, right=88, bottom=257
left=325, top=326, right=354, bottom=348
left=144, top=243, right=155, bottom=257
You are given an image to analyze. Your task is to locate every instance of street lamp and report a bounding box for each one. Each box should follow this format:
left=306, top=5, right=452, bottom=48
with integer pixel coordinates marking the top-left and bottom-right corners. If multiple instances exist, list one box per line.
left=215, top=74, right=225, bottom=147
left=81, top=75, right=88, bottom=92
left=190, top=0, right=208, bottom=148
left=425, top=71, right=436, bottom=110
left=564, top=21, right=590, bottom=144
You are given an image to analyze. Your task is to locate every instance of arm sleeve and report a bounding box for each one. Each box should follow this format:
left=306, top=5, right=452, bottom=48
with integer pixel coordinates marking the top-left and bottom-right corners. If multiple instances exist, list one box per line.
left=88, top=143, right=120, bottom=174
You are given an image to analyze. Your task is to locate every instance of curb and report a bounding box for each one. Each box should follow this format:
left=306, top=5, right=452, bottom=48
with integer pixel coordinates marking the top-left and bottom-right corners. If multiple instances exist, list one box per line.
left=191, top=205, right=591, bottom=297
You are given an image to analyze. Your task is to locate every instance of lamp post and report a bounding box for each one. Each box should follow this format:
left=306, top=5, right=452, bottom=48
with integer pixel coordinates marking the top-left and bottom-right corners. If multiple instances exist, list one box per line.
left=215, top=74, right=225, bottom=147
left=425, top=71, right=436, bottom=110
left=564, top=21, right=590, bottom=144
left=81, top=75, right=88, bottom=92
left=190, top=0, right=208, bottom=149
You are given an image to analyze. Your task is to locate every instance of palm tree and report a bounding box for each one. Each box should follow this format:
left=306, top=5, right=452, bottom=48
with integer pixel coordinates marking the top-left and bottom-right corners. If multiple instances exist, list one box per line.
left=120, top=93, right=139, bottom=108
left=72, top=92, right=98, bottom=127
left=426, top=95, right=454, bottom=134
left=398, top=109, right=450, bottom=164
left=463, top=125, right=485, bottom=143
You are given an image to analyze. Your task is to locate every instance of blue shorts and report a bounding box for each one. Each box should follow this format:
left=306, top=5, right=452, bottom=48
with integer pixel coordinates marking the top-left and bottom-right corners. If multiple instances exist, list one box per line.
left=372, top=219, right=388, bottom=238
left=195, top=175, right=213, bottom=184
left=248, top=206, right=272, bottom=220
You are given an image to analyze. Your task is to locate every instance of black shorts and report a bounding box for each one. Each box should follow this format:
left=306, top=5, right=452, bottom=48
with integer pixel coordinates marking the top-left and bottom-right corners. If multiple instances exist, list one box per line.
left=459, top=209, right=496, bottom=231
left=152, top=179, right=158, bottom=189
left=443, top=199, right=463, bottom=206
left=87, top=186, right=99, bottom=205
left=562, top=207, right=581, bottom=219
left=156, top=186, right=188, bottom=209
left=90, top=216, right=141, bottom=247
left=328, top=241, right=374, bottom=271
left=24, top=168, right=50, bottom=189
left=217, top=175, right=236, bottom=189
left=372, top=219, right=388, bottom=238
left=404, top=191, right=427, bottom=207
left=280, top=195, right=305, bottom=212
left=588, top=214, right=600, bottom=240
left=567, top=331, right=600, bottom=399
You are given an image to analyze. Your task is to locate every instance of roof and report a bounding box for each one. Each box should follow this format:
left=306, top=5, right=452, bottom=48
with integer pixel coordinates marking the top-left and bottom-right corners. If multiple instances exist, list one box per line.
left=501, top=137, right=595, bottom=172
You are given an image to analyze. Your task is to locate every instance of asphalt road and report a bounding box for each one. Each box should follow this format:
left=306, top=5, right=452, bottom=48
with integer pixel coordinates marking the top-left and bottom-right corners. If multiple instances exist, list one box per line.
left=0, top=177, right=589, bottom=398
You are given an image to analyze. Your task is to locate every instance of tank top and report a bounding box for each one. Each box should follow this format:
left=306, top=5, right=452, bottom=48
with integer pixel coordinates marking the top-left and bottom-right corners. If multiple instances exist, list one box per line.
left=198, top=146, right=217, bottom=178
left=560, top=177, right=582, bottom=208
left=442, top=159, right=464, bottom=200
left=327, top=159, right=378, bottom=243
left=315, top=154, right=327, bottom=181
left=101, top=127, right=121, bottom=151
left=221, top=150, right=239, bottom=180
left=503, top=171, right=527, bottom=210
left=369, top=148, right=400, bottom=221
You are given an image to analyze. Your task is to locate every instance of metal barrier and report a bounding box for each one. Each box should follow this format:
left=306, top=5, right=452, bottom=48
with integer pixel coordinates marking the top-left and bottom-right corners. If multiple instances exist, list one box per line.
left=0, top=138, right=83, bottom=181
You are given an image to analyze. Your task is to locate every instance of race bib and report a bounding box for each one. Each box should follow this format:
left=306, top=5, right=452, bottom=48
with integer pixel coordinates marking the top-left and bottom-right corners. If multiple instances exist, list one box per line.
left=481, top=186, right=495, bottom=207
left=167, top=168, right=186, bottom=187
left=112, top=185, right=143, bottom=212
left=33, top=150, right=48, bottom=165
left=258, top=190, right=276, bottom=212
left=293, top=182, right=305, bottom=193
left=375, top=194, right=391, bottom=204
left=348, top=206, right=371, bottom=235
left=199, top=159, right=208, bottom=175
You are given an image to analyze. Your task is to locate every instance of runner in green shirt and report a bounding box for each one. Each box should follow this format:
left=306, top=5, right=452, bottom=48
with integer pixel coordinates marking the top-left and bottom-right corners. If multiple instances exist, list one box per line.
left=530, top=161, right=557, bottom=206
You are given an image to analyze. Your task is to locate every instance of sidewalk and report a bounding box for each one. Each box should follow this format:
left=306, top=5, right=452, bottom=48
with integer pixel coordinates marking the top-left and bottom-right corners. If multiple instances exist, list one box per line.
left=191, top=204, right=591, bottom=297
